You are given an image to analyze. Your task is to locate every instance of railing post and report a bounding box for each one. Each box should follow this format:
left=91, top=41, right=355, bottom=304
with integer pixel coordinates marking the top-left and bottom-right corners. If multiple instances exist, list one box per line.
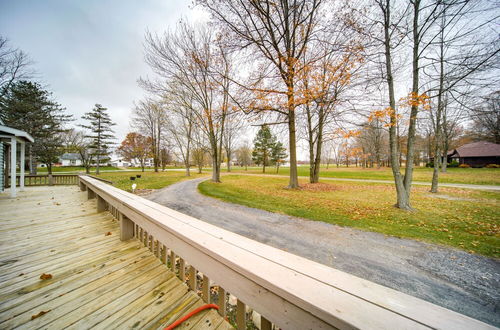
left=87, top=189, right=95, bottom=199
left=119, top=213, right=134, bottom=241
left=48, top=174, right=53, bottom=186
left=97, top=195, right=106, bottom=212
left=79, top=180, right=87, bottom=191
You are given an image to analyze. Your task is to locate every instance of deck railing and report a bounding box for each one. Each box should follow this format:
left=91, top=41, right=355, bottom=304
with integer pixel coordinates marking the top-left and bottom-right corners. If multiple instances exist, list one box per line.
left=77, top=175, right=493, bottom=330
left=6, top=174, right=79, bottom=187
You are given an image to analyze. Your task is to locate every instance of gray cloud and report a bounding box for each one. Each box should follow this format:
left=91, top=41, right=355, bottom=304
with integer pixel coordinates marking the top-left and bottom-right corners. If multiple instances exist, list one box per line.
left=0, top=0, right=207, bottom=143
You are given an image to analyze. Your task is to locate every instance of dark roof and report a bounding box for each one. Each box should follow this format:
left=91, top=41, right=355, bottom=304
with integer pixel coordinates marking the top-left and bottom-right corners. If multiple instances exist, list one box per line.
left=60, top=153, right=81, bottom=160
left=450, top=141, right=500, bottom=158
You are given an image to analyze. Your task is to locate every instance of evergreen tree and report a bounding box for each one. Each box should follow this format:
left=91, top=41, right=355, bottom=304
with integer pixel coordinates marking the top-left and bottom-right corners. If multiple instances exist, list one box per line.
left=271, top=141, right=288, bottom=173
left=252, top=125, right=277, bottom=173
left=0, top=80, right=70, bottom=174
left=80, top=104, right=115, bottom=174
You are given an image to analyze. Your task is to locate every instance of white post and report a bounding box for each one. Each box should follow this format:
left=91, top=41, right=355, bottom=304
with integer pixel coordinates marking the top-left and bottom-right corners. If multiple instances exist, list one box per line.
left=10, top=137, right=16, bottom=198
left=20, top=141, right=25, bottom=191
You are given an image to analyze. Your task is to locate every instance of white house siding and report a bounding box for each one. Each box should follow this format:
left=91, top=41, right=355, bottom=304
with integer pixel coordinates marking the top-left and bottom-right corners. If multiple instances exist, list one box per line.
left=0, top=142, right=4, bottom=192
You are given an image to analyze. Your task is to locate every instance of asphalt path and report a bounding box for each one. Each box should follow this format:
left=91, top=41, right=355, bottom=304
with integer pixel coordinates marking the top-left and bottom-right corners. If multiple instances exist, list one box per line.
left=147, top=177, right=500, bottom=326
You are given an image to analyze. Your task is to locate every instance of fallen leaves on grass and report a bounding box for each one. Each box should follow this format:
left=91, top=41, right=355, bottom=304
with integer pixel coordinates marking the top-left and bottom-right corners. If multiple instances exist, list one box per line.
left=31, top=310, right=51, bottom=320
left=39, top=273, right=52, bottom=280
left=299, top=183, right=338, bottom=192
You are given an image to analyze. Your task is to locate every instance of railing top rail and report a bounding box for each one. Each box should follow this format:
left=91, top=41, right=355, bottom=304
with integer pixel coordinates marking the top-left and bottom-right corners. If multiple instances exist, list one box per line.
left=78, top=175, right=493, bottom=330
left=84, top=174, right=113, bottom=185
left=10, top=174, right=79, bottom=177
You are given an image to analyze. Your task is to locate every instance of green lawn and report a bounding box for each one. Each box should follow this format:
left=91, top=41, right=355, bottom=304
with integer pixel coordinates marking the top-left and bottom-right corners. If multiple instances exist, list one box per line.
left=199, top=175, right=500, bottom=257
left=229, top=166, right=500, bottom=185
left=97, top=171, right=206, bottom=192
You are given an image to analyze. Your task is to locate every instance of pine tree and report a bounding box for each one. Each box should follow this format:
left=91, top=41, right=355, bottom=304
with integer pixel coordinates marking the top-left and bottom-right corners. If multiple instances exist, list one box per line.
left=252, top=125, right=277, bottom=173
left=80, top=104, right=115, bottom=174
left=271, top=141, right=288, bottom=173
left=0, top=80, right=70, bottom=174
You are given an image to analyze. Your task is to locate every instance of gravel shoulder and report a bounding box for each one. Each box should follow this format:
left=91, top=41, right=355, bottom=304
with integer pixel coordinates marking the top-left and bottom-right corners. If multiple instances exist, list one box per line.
left=147, top=177, right=500, bottom=326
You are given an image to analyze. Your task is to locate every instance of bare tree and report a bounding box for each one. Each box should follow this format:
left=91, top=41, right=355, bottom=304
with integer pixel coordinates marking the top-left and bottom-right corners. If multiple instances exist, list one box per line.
left=197, top=0, right=327, bottom=188
left=143, top=22, right=233, bottom=182
left=0, top=36, right=33, bottom=97
left=131, top=98, right=166, bottom=172
left=223, top=112, right=244, bottom=172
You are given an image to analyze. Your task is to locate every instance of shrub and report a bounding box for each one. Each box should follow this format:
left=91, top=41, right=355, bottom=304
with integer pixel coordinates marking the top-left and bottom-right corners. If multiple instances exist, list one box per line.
left=448, top=160, right=459, bottom=168
left=458, top=163, right=471, bottom=168
left=425, top=162, right=433, bottom=168
left=485, top=164, right=500, bottom=168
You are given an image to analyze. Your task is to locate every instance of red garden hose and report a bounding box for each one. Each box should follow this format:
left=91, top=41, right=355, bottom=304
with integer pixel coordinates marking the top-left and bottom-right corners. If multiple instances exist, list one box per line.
left=165, top=304, right=220, bottom=330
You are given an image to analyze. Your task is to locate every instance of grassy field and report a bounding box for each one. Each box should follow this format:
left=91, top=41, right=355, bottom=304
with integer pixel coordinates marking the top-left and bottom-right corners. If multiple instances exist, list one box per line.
left=229, top=166, right=500, bottom=185
left=97, top=170, right=206, bottom=192
left=199, top=175, right=500, bottom=257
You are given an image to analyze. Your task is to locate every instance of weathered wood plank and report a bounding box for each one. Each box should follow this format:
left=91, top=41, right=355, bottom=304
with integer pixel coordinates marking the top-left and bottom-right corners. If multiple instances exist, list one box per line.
left=0, top=186, right=229, bottom=329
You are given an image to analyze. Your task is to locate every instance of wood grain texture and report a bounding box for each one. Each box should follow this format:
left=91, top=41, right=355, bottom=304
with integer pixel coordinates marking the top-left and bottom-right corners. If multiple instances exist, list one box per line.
left=0, top=186, right=229, bottom=329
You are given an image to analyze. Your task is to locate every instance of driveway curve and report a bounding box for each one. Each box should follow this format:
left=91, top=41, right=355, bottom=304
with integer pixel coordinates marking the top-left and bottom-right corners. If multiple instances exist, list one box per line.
left=147, top=177, right=500, bottom=326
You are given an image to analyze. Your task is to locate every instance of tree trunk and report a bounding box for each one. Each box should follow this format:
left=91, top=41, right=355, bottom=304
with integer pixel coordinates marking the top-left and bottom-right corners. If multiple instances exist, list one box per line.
left=227, top=150, right=231, bottom=172
left=212, top=156, right=221, bottom=182
left=29, top=145, right=36, bottom=175
left=402, top=0, right=421, bottom=202
left=431, top=7, right=446, bottom=192
left=383, top=0, right=411, bottom=210
left=287, top=98, right=299, bottom=188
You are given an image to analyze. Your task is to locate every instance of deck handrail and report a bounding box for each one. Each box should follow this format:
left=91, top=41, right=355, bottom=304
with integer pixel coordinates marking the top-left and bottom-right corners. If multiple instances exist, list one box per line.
left=85, top=174, right=114, bottom=185
left=6, top=174, right=79, bottom=187
left=77, top=175, right=494, bottom=330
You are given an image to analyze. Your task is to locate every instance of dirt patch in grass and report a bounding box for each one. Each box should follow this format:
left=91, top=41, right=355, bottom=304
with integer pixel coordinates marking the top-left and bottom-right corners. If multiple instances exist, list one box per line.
left=135, top=189, right=155, bottom=196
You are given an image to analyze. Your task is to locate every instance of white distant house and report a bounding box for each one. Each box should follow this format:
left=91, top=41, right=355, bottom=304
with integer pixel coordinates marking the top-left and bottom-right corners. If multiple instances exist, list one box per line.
left=109, top=157, right=154, bottom=168
left=59, top=153, right=82, bottom=166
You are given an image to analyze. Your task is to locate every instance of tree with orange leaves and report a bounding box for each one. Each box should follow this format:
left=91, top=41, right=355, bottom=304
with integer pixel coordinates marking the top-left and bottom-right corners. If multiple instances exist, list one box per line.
left=117, top=133, right=152, bottom=172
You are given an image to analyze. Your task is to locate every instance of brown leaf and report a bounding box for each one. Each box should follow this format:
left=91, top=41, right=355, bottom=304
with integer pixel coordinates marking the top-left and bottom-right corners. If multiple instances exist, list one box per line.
left=18, top=273, right=24, bottom=277
left=31, top=310, right=51, bottom=320
left=39, top=273, right=52, bottom=280
left=105, top=232, right=112, bottom=236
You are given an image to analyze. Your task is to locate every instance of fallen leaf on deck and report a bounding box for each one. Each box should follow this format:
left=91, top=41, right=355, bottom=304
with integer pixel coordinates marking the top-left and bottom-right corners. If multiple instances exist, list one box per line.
left=18, top=273, right=24, bottom=276
left=39, top=273, right=52, bottom=280
left=31, top=310, right=51, bottom=320
left=105, top=232, right=112, bottom=236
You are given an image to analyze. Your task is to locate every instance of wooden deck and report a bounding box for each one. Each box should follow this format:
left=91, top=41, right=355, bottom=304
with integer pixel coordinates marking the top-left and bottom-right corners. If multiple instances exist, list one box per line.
left=0, top=186, right=230, bottom=329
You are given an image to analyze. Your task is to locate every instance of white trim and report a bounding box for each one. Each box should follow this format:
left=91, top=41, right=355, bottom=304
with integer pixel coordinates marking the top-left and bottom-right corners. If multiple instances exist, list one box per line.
left=0, top=125, right=34, bottom=143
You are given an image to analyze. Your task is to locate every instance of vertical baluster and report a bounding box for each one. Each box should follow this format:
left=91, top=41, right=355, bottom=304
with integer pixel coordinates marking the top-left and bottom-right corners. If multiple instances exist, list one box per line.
left=170, top=251, right=176, bottom=272
left=188, top=266, right=196, bottom=291
left=261, top=316, right=272, bottom=330
left=143, top=231, right=148, bottom=247
left=161, top=244, right=167, bottom=264
left=155, top=240, right=160, bottom=257
left=236, top=299, right=246, bottom=330
left=218, top=287, right=226, bottom=317
left=179, top=258, right=186, bottom=282
left=149, top=235, right=153, bottom=252
left=202, top=275, right=210, bottom=303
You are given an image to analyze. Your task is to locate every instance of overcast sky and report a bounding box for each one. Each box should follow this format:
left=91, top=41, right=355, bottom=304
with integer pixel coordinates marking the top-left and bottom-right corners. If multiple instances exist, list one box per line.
left=0, top=0, right=208, bottom=143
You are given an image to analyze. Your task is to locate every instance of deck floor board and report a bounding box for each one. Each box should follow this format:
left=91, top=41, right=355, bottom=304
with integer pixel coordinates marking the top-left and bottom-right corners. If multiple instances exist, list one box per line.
left=0, top=186, right=229, bottom=329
